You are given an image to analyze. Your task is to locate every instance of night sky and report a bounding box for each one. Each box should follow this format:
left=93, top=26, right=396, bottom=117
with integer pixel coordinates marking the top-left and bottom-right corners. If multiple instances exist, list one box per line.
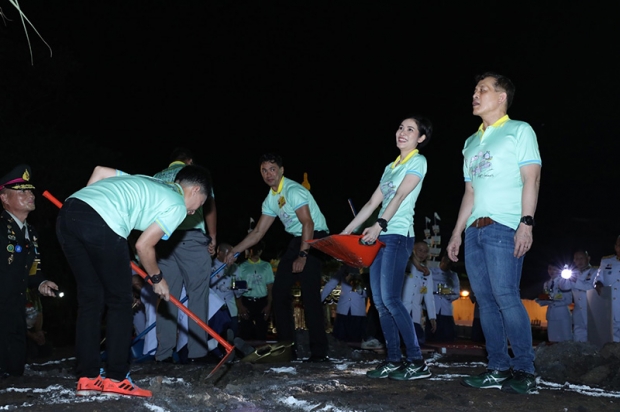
left=1, top=1, right=618, bottom=295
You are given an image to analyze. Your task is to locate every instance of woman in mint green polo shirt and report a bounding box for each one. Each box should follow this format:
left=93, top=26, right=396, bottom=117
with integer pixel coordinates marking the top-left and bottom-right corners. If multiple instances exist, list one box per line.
left=342, top=114, right=432, bottom=381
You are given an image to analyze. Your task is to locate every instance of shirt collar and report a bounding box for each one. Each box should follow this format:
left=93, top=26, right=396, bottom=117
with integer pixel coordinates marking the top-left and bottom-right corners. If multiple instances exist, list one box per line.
left=270, top=177, right=285, bottom=195
left=478, top=115, right=510, bottom=134
left=391, top=149, right=419, bottom=169
left=6, top=211, right=25, bottom=228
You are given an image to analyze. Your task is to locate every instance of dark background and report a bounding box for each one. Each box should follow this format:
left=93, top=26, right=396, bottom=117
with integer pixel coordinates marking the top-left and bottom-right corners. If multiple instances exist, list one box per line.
left=1, top=1, right=617, bottom=341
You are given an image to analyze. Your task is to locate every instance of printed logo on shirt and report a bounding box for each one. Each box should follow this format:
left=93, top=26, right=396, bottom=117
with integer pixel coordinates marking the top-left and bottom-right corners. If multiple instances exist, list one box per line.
left=468, top=150, right=494, bottom=178
left=380, top=180, right=396, bottom=201
left=278, top=211, right=294, bottom=230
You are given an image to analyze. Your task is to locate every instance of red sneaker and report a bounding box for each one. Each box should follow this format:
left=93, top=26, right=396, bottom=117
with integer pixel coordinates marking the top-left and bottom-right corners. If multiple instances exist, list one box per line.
left=76, top=375, right=104, bottom=396
left=102, top=376, right=152, bottom=398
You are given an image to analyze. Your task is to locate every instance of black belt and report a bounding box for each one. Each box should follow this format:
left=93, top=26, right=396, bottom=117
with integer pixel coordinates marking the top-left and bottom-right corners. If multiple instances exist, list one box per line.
left=243, top=296, right=267, bottom=302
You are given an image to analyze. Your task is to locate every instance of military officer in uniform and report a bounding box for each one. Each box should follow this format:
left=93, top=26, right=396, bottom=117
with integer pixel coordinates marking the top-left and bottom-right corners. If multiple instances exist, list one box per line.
left=0, top=164, right=58, bottom=377
left=594, top=236, right=620, bottom=342
left=537, top=264, right=573, bottom=342
left=427, top=253, right=460, bottom=342
left=402, top=240, right=436, bottom=345
left=558, top=249, right=596, bottom=342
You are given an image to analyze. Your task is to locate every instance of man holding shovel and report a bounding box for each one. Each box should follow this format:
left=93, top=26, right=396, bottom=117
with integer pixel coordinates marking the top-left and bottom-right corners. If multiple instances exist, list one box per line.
left=55, top=164, right=212, bottom=397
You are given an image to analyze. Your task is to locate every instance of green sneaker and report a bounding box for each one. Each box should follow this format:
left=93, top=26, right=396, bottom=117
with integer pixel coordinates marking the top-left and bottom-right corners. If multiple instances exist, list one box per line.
left=366, top=361, right=402, bottom=379
left=461, top=369, right=511, bottom=389
left=388, top=361, right=432, bottom=381
left=501, top=371, right=537, bottom=394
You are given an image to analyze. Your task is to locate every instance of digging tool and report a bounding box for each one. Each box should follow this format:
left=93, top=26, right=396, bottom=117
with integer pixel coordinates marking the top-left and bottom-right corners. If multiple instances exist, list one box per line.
left=42, top=190, right=234, bottom=378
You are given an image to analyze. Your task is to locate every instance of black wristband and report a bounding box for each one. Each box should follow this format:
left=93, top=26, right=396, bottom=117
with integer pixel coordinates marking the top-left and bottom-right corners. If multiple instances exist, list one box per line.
left=376, top=218, right=388, bottom=232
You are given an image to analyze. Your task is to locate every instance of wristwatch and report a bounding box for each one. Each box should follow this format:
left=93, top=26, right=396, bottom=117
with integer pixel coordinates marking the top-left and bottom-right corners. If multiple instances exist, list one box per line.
left=148, top=272, right=163, bottom=284
left=520, top=215, right=535, bottom=226
left=376, top=218, right=388, bottom=232
left=299, top=250, right=309, bottom=258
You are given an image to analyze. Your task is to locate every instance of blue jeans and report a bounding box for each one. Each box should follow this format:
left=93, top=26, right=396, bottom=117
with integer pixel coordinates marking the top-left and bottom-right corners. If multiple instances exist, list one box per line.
left=370, top=234, right=421, bottom=363
left=464, top=223, right=535, bottom=374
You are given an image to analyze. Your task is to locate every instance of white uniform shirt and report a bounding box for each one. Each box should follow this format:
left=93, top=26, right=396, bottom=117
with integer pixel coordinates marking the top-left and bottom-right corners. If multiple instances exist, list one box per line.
left=402, top=263, right=436, bottom=325
left=321, top=276, right=367, bottom=317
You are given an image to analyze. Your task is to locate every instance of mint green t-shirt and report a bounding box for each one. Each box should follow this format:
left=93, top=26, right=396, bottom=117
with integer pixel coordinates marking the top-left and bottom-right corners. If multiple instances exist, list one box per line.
left=462, top=116, right=542, bottom=230
left=237, top=259, right=275, bottom=298
left=377, top=152, right=427, bottom=237
left=261, top=177, right=329, bottom=237
left=153, top=161, right=213, bottom=232
left=69, top=174, right=187, bottom=240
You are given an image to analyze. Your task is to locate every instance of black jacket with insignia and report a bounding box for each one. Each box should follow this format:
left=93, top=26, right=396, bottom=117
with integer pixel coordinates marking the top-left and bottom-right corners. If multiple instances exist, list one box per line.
left=0, top=209, right=45, bottom=305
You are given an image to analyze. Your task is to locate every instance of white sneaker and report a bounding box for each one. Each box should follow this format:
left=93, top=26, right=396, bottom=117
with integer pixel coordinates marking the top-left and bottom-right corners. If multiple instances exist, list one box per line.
left=361, top=338, right=384, bottom=350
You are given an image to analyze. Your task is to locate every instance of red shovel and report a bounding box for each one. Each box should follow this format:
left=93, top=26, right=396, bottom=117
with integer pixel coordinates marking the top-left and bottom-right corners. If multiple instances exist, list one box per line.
left=43, top=190, right=235, bottom=378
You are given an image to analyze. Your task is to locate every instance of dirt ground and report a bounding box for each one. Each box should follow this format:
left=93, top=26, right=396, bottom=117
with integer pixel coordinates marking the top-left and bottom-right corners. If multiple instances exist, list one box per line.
left=2, top=338, right=620, bottom=412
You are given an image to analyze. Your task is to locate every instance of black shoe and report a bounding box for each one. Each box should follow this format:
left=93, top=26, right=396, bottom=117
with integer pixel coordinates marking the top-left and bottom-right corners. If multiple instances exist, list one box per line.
left=234, top=337, right=255, bottom=358
left=303, top=355, right=329, bottom=363
left=156, top=356, right=175, bottom=364
left=290, top=346, right=298, bottom=361
left=176, top=345, right=189, bottom=364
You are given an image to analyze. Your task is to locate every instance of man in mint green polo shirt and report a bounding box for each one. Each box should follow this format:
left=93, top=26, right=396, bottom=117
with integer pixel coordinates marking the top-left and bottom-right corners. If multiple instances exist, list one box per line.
left=56, top=164, right=212, bottom=398
left=153, top=147, right=217, bottom=363
left=226, top=153, right=329, bottom=362
left=447, top=72, right=541, bottom=395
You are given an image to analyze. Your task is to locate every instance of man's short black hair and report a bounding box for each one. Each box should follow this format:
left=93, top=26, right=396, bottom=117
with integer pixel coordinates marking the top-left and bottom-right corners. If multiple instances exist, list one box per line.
left=259, top=153, right=283, bottom=168
left=476, top=71, right=516, bottom=109
left=175, top=164, right=212, bottom=197
left=170, top=147, right=194, bottom=163
left=402, top=115, right=433, bottom=149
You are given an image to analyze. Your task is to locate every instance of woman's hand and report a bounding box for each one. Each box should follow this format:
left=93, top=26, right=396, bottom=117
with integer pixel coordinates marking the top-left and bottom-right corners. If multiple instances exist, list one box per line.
left=361, top=224, right=383, bottom=244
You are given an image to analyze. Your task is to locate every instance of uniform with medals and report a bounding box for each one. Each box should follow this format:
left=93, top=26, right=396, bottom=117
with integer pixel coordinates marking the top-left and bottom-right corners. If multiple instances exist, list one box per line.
left=401, top=262, right=435, bottom=345
left=0, top=165, right=46, bottom=377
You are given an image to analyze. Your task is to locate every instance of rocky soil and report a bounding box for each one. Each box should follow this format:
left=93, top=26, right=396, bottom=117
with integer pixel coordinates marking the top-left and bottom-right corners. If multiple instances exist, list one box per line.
left=2, top=335, right=620, bottom=411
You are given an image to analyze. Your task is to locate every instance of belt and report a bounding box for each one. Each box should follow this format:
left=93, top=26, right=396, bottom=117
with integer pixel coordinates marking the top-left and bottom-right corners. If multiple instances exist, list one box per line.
left=243, top=296, right=267, bottom=302
left=472, top=217, right=495, bottom=228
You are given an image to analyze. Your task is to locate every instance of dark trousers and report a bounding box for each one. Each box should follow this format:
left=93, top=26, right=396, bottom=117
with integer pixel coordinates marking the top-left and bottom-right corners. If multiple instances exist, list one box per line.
left=208, top=307, right=234, bottom=357
left=56, top=198, right=133, bottom=381
left=272, top=232, right=328, bottom=357
left=332, top=311, right=366, bottom=343
left=0, top=302, right=27, bottom=376
left=426, top=314, right=456, bottom=342
left=238, top=296, right=269, bottom=341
